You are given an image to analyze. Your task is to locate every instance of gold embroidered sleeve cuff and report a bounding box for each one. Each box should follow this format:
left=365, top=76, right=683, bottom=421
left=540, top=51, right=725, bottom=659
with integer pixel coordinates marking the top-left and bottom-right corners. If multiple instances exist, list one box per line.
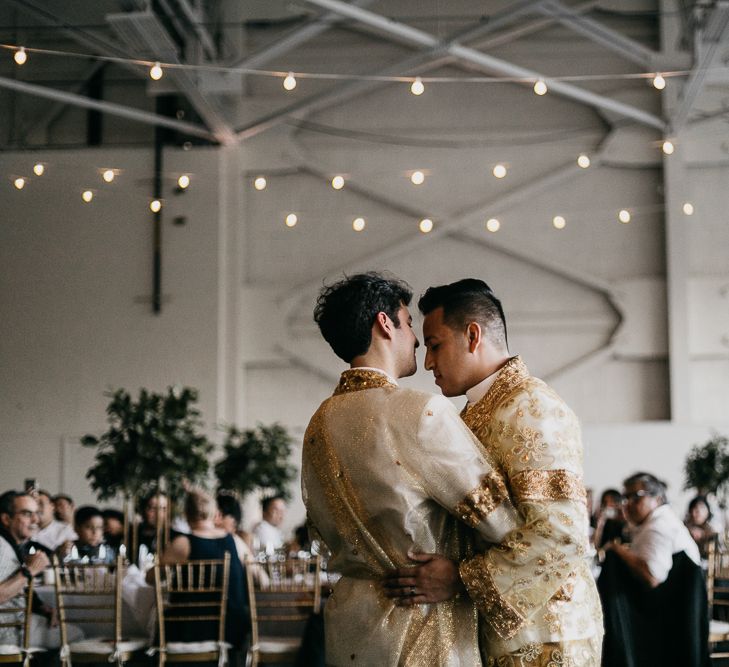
left=510, top=469, right=586, bottom=504
left=454, top=470, right=510, bottom=528
left=459, top=556, right=525, bottom=640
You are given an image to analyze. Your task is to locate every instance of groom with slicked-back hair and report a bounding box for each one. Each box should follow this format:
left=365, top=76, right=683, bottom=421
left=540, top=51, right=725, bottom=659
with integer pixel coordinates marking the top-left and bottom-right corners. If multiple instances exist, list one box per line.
left=385, top=278, right=603, bottom=666
left=302, top=272, right=521, bottom=666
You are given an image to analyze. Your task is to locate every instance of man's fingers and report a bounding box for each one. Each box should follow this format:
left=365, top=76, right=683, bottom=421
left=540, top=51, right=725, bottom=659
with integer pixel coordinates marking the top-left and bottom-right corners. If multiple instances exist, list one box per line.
left=382, top=576, right=417, bottom=588
left=407, top=551, right=436, bottom=563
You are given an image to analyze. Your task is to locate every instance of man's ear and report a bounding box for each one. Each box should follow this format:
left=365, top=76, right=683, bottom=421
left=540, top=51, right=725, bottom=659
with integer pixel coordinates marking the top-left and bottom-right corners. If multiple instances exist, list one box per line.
left=466, top=322, right=482, bottom=353
left=0, top=513, right=10, bottom=529
left=374, top=311, right=393, bottom=339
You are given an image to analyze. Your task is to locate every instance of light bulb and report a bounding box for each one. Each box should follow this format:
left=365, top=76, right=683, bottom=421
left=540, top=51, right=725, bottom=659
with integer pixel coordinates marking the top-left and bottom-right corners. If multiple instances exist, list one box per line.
left=486, top=218, right=500, bottom=233
left=577, top=154, right=591, bottom=168
left=82, top=190, right=93, bottom=203
left=662, top=140, right=675, bottom=155
left=33, top=163, right=44, bottom=176
left=652, top=74, right=666, bottom=90
left=682, top=202, right=694, bottom=216
left=102, top=169, right=115, bottom=183
left=150, top=199, right=162, bottom=213
left=253, top=176, right=267, bottom=191
left=13, top=177, right=25, bottom=190
left=283, top=72, right=297, bottom=91
left=410, top=170, right=425, bottom=185
left=492, top=164, right=507, bottom=179
left=419, top=218, right=433, bottom=233
left=618, top=209, right=631, bottom=224
left=14, top=47, right=27, bottom=66
left=552, top=215, right=566, bottom=229
left=410, top=77, right=425, bottom=96
left=285, top=213, right=298, bottom=227
left=331, top=175, right=345, bottom=190
left=149, top=62, right=163, bottom=81
left=177, top=174, right=190, bottom=189
left=352, top=217, right=366, bottom=232
left=533, top=79, right=548, bottom=96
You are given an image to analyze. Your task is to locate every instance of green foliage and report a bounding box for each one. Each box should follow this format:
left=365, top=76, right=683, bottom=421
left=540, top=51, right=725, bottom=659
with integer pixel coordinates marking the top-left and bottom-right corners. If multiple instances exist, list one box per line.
left=83, top=387, right=213, bottom=501
left=684, top=432, right=729, bottom=505
left=215, top=423, right=297, bottom=501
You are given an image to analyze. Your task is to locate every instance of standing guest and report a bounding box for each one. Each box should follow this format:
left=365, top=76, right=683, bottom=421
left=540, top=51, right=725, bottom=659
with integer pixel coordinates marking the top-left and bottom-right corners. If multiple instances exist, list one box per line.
left=0, top=490, right=82, bottom=648
left=684, top=495, right=717, bottom=559
left=33, top=490, right=77, bottom=552
left=252, top=496, right=286, bottom=553
left=593, top=488, right=628, bottom=549
left=102, top=509, right=125, bottom=552
left=52, top=494, right=75, bottom=525
left=152, top=489, right=250, bottom=653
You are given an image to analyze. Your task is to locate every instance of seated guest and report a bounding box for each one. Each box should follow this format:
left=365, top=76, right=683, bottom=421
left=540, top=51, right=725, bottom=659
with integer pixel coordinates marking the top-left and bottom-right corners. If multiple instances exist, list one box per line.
left=136, top=490, right=180, bottom=563
left=252, top=496, right=286, bottom=553
left=151, top=489, right=250, bottom=651
left=0, top=490, right=82, bottom=648
left=53, top=494, right=75, bottom=525
left=33, top=489, right=77, bottom=552
left=685, top=495, right=717, bottom=558
left=102, top=508, right=125, bottom=552
left=60, top=506, right=115, bottom=563
left=599, top=472, right=708, bottom=667
left=215, top=493, right=253, bottom=560
left=593, top=488, right=628, bottom=549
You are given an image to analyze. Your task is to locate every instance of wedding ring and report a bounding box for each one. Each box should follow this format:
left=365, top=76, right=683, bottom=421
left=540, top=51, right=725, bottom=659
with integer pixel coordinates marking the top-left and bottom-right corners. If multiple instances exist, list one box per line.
left=409, top=586, right=416, bottom=596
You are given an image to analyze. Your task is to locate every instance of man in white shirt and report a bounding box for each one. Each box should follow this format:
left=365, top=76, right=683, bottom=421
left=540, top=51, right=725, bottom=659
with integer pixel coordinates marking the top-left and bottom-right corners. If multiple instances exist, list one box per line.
left=32, top=490, right=77, bottom=552
left=608, top=472, right=700, bottom=587
left=252, top=496, right=285, bottom=552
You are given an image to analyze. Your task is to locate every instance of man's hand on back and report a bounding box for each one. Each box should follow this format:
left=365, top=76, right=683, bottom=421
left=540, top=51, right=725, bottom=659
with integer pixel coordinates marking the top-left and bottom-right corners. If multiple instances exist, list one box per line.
left=383, top=552, right=464, bottom=606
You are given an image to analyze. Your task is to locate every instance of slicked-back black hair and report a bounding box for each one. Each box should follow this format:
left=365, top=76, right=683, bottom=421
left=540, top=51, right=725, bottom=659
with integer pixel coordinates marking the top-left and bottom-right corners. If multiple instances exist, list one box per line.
left=314, top=272, right=413, bottom=362
left=418, top=278, right=508, bottom=348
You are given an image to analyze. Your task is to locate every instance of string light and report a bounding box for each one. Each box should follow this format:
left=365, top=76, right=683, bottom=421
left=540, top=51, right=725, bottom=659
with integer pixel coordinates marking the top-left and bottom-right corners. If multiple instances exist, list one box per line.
left=13, top=177, right=25, bottom=190
left=410, top=77, right=425, bottom=96
left=577, top=154, right=591, bottom=168
left=149, top=62, right=163, bottom=80
left=410, top=170, right=425, bottom=185
left=177, top=174, right=190, bottom=189
left=419, top=218, right=433, bottom=233
left=253, top=176, right=267, bottom=191
left=533, top=79, right=548, bottom=96
left=102, top=169, right=115, bottom=183
left=283, top=72, right=297, bottom=91
left=82, top=190, right=94, bottom=203
left=150, top=199, right=162, bottom=213
left=486, top=218, right=500, bottom=232
left=13, top=47, right=27, bottom=65
left=352, top=217, right=366, bottom=231
left=662, top=140, right=675, bottom=155
left=33, top=163, right=44, bottom=176
left=618, top=209, right=631, bottom=224
left=331, top=175, right=345, bottom=190
left=492, top=164, right=507, bottom=179
left=682, top=202, right=694, bottom=216
left=285, top=213, right=298, bottom=227
left=652, top=74, right=666, bottom=90
left=552, top=215, right=566, bottom=229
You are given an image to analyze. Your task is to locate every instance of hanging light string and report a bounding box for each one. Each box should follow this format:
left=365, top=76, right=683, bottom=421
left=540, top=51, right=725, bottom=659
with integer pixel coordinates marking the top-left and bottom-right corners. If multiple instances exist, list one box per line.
left=0, top=42, right=699, bottom=87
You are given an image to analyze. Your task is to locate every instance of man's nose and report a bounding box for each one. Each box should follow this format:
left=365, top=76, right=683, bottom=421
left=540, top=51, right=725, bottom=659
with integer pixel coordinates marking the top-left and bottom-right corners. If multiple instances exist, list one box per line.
left=414, top=336, right=420, bottom=349
left=424, top=350, right=434, bottom=371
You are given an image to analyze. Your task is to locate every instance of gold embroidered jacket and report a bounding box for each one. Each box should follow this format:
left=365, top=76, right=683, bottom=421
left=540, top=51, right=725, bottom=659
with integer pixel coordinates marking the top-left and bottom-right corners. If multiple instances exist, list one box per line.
left=302, top=369, right=521, bottom=667
left=457, top=357, right=603, bottom=658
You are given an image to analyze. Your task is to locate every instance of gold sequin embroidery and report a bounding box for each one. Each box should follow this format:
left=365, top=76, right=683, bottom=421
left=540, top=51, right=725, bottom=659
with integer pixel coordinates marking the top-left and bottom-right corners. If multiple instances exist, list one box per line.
left=454, top=470, right=510, bottom=528
left=461, top=356, right=530, bottom=424
left=333, top=368, right=396, bottom=395
left=510, top=469, right=586, bottom=504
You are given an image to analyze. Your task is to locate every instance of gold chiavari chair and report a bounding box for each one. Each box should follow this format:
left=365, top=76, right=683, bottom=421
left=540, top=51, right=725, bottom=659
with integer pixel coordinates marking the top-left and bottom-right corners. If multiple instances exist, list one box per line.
left=0, top=577, right=41, bottom=666
left=150, top=554, right=231, bottom=667
left=54, top=554, right=147, bottom=667
left=246, top=556, right=321, bottom=667
left=707, top=540, right=729, bottom=660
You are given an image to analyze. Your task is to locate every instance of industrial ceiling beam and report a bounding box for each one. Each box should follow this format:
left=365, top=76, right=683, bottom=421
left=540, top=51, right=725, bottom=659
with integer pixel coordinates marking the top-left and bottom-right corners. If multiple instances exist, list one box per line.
left=536, top=0, right=657, bottom=68
left=0, top=75, right=216, bottom=141
left=302, top=0, right=666, bottom=130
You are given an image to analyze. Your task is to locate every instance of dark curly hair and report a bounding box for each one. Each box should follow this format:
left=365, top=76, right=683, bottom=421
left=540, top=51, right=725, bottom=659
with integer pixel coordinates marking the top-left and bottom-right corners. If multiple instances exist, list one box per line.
left=418, top=278, right=508, bottom=348
left=314, top=272, right=413, bottom=363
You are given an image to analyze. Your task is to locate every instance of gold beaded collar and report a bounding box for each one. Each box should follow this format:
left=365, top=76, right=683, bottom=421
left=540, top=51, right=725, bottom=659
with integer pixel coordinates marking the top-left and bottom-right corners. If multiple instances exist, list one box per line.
left=461, top=355, right=530, bottom=418
left=333, top=368, right=397, bottom=395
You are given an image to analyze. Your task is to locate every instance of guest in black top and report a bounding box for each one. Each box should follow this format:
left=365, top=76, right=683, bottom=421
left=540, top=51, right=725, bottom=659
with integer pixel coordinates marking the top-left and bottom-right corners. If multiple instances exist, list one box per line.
left=150, top=489, right=250, bottom=649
